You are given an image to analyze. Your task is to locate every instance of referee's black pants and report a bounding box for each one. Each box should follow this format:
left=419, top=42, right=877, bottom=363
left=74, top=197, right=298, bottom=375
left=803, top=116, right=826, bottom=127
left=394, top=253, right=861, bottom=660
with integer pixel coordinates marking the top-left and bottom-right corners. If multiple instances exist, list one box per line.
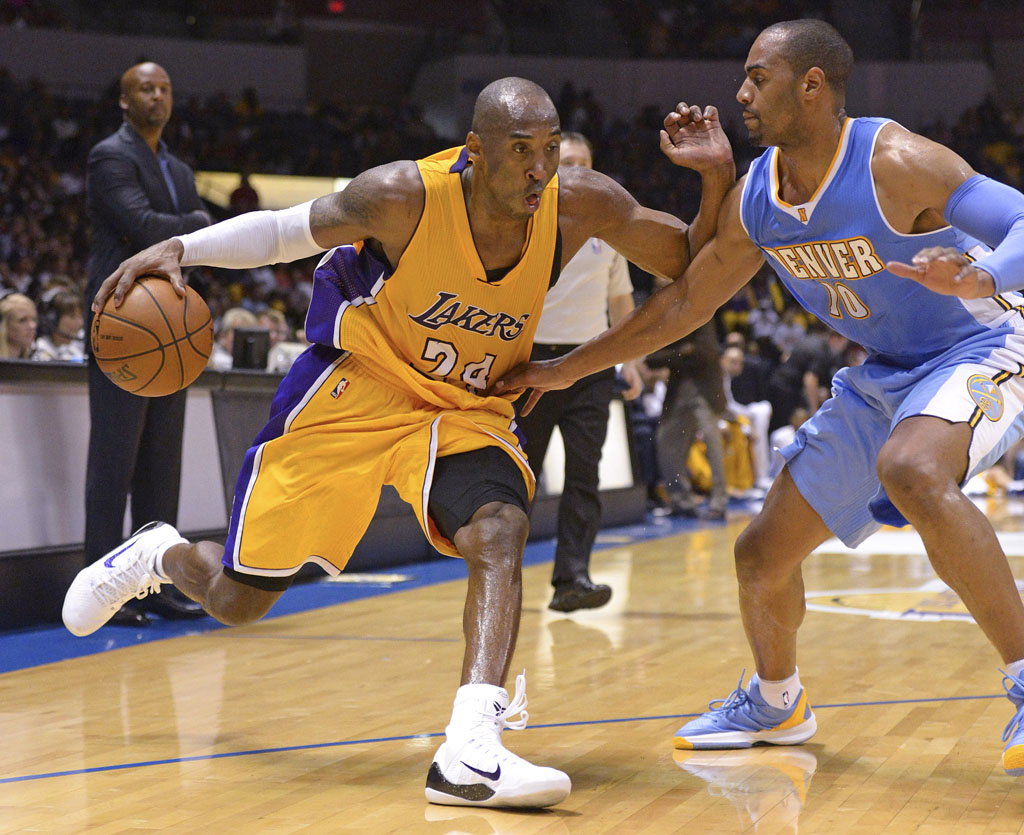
left=517, top=343, right=615, bottom=587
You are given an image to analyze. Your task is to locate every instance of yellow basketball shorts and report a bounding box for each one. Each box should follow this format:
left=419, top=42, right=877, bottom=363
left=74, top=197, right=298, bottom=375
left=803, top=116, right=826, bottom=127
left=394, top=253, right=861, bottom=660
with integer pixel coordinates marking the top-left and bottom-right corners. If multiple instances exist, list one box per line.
left=222, top=347, right=534, bottom=584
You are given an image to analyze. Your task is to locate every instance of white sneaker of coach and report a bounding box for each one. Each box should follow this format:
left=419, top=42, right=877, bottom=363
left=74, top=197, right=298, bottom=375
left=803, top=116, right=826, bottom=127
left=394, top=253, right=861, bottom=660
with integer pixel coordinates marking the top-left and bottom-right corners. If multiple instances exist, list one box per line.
left=62, top=522, right=187, bottom=636
left=425, top=671, right=571, bottom=808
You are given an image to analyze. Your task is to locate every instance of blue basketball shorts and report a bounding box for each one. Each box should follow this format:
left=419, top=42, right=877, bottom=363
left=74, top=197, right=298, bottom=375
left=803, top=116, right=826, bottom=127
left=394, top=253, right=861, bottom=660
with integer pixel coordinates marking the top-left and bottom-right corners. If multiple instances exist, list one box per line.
left=781, top=328, right=1024, bottom=546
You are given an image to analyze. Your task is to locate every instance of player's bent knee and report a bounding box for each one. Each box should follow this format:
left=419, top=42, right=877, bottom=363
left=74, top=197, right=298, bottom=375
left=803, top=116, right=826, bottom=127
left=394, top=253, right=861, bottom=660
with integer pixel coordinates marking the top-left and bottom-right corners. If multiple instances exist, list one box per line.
left=876, top=445, right=948, bottom=505
left=733, top=524, right=767, bottom=576
left=455, top=502, right=530, bottom=565
left=204, top=572, right=282, bottom=626
left=733, top=518, right=792, bottom=583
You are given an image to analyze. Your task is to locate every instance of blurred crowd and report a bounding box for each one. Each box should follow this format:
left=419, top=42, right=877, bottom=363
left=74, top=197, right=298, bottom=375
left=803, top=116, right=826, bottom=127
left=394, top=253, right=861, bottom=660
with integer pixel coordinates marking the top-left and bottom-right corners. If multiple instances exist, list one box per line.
left=611, top=0, right=834, bottom=59
left=3, top=57, right=1024, bottom=505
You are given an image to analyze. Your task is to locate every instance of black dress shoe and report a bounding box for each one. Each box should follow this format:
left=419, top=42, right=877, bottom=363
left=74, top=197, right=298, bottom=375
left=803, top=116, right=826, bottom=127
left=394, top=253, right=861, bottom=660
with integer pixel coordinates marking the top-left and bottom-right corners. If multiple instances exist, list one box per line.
left=142, top=586, right=207, bottom=620
left=110, top=603, right=150, bottom=627
left=548, top=578, right=612, bottom=613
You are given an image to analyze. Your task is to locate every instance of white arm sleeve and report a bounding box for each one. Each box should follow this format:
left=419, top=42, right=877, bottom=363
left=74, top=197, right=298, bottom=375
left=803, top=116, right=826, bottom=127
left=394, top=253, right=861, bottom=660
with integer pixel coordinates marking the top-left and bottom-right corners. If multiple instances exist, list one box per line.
left=173, top=200, right=323, bottom=268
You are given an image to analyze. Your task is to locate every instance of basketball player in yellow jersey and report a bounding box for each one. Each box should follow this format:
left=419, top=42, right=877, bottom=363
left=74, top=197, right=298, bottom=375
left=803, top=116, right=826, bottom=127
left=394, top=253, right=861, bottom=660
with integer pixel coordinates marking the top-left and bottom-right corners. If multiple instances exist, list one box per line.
left=65, top=77, right=735, bottom=808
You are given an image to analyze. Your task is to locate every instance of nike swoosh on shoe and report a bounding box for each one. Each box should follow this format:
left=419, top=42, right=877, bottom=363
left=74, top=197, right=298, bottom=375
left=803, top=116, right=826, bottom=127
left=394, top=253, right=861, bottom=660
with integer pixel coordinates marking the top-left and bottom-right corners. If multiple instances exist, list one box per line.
left=103, top=541, right=136, bottom=567
left=461, top=762, right=501, bottom=781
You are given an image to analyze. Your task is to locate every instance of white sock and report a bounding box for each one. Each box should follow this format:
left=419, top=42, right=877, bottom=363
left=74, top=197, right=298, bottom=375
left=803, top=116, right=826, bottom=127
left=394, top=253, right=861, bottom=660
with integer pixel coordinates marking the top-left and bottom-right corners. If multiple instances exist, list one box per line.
left=754, top=669, right=802, bottom=710
left=1005, top=658, right=1024, bottom=681
left=151, top=540, right=176, bottom=581
left=153, top=536, right=187, bottom=583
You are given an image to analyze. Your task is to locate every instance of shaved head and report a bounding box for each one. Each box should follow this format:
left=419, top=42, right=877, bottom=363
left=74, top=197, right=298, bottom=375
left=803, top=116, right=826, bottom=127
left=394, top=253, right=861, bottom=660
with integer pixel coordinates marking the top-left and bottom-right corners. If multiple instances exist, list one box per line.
left=120, top=62, right=169, bottom=97
left=759, top=20, right=853, bottom=101
left=119, top=61, right=173, bottom=139
left=471, top=77, right=559, bottom=138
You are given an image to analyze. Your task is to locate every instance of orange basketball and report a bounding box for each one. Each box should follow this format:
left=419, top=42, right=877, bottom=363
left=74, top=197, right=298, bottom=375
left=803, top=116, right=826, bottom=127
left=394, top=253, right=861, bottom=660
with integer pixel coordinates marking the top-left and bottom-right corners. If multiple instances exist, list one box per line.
left=91, top=276, right=214, bottom=397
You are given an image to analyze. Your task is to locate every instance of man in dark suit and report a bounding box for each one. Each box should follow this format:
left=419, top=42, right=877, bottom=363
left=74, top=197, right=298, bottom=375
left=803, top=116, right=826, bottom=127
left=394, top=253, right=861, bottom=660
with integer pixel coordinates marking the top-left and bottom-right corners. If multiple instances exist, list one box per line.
left=84, top=61, right=211, bottom=624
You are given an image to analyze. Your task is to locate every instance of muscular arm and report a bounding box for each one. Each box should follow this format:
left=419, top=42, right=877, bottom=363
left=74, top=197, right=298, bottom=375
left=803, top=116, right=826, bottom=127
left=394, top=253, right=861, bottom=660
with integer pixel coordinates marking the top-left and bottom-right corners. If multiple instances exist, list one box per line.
left=558, top=162, right=734, bottom=281
left=307, top=160, right=424, bottom=264
left=94, top=160, right=424, bottom=310
left=499, top=180, right=764, bottom=402
left=557, top=102, right=734, bottom=279
left=871, top=123, right=976, bottom=237
left=873, top=124, right=1010, bottom=297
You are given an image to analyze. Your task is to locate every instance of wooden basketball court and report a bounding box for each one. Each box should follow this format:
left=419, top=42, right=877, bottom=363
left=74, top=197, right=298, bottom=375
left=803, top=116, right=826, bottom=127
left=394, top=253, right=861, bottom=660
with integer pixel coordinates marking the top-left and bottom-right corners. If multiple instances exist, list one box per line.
left=3, top=499, right=1024, bottom=833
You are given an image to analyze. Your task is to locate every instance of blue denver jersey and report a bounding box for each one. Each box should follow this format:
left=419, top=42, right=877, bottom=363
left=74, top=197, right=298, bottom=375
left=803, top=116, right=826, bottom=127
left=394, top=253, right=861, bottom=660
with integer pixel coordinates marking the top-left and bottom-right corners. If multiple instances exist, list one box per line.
left=740, top=117, right=1024, bottom=368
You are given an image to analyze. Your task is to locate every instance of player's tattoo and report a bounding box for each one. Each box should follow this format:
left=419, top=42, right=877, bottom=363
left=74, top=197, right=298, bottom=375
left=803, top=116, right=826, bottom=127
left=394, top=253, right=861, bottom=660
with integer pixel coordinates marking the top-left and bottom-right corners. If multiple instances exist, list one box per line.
left=340, top=179, right=377, bottom=224
left=310, top=179, right=377, bottom=234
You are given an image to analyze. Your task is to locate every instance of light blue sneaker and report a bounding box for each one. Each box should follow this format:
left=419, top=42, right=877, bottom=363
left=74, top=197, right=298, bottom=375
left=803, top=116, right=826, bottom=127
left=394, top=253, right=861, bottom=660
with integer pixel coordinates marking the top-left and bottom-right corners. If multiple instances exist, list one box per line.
left=1001, top=669, right=1024, bottom=776
left=674, top=671, right=817, bottom=750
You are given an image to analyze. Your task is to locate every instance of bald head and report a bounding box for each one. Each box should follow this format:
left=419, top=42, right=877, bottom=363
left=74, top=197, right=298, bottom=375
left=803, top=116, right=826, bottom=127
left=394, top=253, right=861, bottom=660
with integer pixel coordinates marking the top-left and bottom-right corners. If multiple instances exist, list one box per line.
left=120, top=62, right=169, bottom=97
left=119, top=62, right=172, bottom=139
left=759, top=20, right=853, bottom=102
left=471, top=77, right=558, bottom=138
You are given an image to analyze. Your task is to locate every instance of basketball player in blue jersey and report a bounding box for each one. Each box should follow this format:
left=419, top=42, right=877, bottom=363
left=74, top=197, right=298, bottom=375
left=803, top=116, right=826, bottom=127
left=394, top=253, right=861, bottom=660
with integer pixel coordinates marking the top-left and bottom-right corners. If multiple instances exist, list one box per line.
left=499, top=22, right=1024, bottom=776
left=61, top=77, right=735, bottom=808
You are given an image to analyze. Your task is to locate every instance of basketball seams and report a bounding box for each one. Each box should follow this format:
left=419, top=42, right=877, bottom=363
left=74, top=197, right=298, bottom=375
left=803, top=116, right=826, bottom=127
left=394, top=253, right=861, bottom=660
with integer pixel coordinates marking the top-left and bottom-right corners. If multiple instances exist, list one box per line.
left=181, top=293, right=213, bottom=360
left=137, top=277, right=178, bottom=343
left=93, top=276, right=213, bottom=396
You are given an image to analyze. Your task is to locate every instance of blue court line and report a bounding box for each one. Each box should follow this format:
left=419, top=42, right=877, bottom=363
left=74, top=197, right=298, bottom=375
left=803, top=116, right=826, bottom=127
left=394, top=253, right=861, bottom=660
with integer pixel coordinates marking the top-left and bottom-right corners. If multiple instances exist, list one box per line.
left=0, top=511, right=708, bottom=675
left=0, top=691, right=1006, bottom=785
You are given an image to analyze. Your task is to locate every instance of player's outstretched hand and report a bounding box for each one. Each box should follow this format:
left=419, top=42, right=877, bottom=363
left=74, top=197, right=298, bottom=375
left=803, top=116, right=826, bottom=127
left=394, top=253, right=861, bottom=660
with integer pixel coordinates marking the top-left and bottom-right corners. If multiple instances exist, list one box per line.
left=887, top=246, right=995, bottom=300
left=93, top=238, right=187, bottom=312
left=660, top=103, right=733, bottom=174
left=491, top=358, right=579, bottom=416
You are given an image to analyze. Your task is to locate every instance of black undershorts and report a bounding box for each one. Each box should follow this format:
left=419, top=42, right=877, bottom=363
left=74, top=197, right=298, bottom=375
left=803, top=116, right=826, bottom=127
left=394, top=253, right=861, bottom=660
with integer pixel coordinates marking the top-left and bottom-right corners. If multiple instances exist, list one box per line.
left=427, top=445, right=532, bottom=542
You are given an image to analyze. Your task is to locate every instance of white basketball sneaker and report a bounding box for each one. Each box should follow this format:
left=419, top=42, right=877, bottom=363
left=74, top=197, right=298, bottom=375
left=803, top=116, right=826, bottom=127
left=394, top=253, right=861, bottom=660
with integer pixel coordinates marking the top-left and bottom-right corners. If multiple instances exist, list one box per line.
left=63, top=522, right=188, bottom=636
left=425, top=672, right=571, bottom=808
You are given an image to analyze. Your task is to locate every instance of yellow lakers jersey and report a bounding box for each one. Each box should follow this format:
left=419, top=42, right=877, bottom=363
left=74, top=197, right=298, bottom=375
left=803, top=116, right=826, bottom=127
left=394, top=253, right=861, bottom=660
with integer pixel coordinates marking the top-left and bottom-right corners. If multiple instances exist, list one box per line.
left=306, top=145, right=560, bottom=414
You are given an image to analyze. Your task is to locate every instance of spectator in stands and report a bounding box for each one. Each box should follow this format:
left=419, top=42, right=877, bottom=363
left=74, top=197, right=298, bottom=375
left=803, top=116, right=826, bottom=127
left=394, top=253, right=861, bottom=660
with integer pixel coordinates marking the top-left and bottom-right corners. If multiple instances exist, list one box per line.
left=767, top=326, right=849, bottom=434
left=83, top=61, right=211, bottom=626
left=723, top=330, right=772, bottom=405
left=0, top=291, right=37, bottom=358
left=31, top=289, right=84, bottom=361
left=721, top=343, right=773, bottom=492
left=228, top=167, right=260, bottom=215
left=258, top=307, right=290, bottom=351
left=653, top=322, right=729, bottom=520
left=208, top=306, right=260, bottom=370
left=629, top=361, right=671, bottom=511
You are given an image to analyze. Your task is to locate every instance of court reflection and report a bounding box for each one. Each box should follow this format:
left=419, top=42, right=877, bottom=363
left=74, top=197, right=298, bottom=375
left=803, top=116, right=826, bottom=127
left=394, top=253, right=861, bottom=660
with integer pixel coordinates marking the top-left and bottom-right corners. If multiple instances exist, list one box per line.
left=422, top=803, right=570, bottom=834
left=673, top=747, right=817, bottom=833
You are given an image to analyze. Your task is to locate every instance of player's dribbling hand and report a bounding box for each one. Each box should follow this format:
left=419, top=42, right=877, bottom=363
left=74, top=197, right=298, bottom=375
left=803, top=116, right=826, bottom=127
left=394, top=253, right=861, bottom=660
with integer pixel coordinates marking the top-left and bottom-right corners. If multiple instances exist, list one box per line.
left=660, top=103, right=734, bottom=174
left=491, top=359, right=578, bottom=416
left=93, top=238, right=187, bottom=312
left=887, top=246, right=996, bottom=300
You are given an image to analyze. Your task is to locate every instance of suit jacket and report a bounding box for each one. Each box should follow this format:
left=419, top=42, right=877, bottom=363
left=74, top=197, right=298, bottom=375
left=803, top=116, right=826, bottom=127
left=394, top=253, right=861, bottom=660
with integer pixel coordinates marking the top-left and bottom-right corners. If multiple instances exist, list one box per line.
left=85, top=122, right=210, bottom=342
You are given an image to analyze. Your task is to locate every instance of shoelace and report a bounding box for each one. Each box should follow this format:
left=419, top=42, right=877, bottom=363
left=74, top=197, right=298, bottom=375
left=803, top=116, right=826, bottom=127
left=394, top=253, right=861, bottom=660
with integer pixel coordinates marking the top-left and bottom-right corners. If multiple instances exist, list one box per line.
left=499, top=670, right=530, bottom=731
left=454, top=671, right=531, bottom=772
left=707, top=670, right=751, bottom=714
left=1000, top=668, right=1024, bottom=743
left=92, top=556, right=162, bottom=607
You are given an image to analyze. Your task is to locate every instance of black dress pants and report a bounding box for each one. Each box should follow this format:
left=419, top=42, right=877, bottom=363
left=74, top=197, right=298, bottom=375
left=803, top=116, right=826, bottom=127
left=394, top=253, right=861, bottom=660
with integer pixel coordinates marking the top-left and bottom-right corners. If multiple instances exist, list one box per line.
left=517, top=343, right=615, bottom=587
left=84, top=357, right=187, bottom=564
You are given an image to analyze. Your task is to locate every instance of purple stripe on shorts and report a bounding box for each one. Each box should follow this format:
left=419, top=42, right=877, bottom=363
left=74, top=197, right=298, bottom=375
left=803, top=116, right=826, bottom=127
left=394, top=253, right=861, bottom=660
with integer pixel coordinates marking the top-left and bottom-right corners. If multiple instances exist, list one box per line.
left=305, top=245, right=392, bottom=347
left=222, top=343, right=347, bottom=570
